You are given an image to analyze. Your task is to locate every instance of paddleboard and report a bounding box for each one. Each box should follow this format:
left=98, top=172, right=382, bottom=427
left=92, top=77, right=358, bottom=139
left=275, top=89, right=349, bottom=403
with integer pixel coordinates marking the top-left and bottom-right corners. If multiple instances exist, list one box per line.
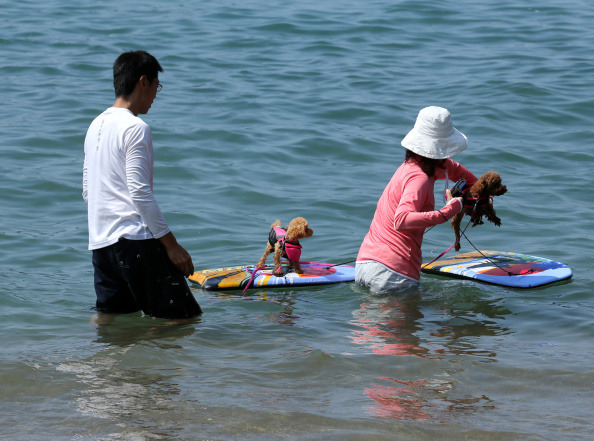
left=189, top=261, right=355, bottom=291
left=421, top=250, right=572, bottom=288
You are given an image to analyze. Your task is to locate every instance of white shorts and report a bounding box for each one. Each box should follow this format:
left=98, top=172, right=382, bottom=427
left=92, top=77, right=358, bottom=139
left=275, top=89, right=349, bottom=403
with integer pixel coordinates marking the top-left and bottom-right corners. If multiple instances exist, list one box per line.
left=355, top=260, right=419, bottom=294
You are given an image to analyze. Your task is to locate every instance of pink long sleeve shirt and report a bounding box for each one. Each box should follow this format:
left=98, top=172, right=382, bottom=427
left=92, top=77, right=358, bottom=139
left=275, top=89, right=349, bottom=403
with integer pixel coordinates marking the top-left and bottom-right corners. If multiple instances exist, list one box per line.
left=357, top=158, right=477, bottom=280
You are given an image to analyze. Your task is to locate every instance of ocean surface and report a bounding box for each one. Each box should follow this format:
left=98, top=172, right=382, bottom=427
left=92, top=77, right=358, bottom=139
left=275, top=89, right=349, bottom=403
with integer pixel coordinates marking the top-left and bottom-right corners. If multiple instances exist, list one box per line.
left=1, top=0, right=593, bottom=439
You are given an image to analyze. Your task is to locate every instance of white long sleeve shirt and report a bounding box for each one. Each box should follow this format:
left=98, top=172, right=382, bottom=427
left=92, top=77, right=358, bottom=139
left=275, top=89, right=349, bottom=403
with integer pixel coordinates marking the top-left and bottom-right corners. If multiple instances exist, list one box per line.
left=83, top=107, right=170, bottom=250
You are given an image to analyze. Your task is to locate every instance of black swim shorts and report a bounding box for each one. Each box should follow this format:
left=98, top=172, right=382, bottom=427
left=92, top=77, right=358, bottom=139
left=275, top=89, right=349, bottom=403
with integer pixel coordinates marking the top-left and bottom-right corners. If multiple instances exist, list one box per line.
left=92, top=238, right=202, bottom=319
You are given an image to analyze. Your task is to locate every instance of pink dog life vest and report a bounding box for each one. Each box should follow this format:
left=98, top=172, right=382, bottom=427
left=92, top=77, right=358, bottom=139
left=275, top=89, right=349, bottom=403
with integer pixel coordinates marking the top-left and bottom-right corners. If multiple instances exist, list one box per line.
left=460, top=186, right=493, bottom=222
left=270, top=225, right=303, bottom=262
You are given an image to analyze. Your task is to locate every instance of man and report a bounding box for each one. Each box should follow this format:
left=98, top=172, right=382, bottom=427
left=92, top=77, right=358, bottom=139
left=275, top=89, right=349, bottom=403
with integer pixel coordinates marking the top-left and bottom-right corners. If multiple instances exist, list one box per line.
left=83, top=51, right=202, bottom=319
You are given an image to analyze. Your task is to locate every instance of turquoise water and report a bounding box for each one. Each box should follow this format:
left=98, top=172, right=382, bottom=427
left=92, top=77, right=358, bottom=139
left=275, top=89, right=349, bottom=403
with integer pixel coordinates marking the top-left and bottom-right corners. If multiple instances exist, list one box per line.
left=1, top=0, right=594, bottom=439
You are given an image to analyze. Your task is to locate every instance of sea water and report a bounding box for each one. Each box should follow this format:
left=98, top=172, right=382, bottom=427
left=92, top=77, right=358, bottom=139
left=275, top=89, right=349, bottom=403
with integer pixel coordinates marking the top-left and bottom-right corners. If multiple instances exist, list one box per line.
left=1, top=0, right=593, bottom=439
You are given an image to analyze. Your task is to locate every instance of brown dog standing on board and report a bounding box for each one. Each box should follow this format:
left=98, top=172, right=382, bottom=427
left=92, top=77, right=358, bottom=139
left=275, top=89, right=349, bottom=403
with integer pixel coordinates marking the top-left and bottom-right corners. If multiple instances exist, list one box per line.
left=257, top=217, right=313, bottom=276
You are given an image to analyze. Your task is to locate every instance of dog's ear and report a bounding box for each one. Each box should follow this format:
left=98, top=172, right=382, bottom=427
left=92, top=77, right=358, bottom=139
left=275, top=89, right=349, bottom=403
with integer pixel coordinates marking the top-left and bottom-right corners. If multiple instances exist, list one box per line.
left=473, top=176, right=488, bottom=197
left=286, top=217, right=305, bottom=240
left=485, top=171, right=507, bottom=196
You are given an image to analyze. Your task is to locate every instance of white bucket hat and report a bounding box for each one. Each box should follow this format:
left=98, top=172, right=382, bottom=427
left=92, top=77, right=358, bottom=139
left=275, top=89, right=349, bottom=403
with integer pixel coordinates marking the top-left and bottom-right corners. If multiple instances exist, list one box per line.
left=401, top=106, right=468, bottom=159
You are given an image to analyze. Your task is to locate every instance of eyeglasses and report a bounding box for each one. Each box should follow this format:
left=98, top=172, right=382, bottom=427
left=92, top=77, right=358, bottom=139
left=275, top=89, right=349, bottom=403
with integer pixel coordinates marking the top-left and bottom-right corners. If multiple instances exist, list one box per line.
left=157, top=82, right=163, bottom=93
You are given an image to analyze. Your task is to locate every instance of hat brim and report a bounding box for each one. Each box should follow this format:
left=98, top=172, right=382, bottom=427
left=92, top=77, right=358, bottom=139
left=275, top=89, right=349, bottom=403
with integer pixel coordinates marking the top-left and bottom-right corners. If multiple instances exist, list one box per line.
left=401, top=127, right=468, bottom=159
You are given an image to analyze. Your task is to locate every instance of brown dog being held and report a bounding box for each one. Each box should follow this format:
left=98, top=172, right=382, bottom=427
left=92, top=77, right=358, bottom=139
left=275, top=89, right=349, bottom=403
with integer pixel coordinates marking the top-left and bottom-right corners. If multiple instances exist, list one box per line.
left=451, top=171, right=507, bottom=251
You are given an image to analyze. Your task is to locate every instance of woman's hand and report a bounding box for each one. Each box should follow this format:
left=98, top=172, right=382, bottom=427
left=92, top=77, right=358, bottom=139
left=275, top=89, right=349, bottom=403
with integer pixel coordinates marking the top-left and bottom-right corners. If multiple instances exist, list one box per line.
left=445, top=189, right=463, bottom=213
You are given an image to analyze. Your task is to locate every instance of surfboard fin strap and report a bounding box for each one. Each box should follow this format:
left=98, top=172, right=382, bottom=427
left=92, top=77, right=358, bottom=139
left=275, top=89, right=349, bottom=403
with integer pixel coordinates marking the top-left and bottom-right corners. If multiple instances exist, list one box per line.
left=242, top=265, right=267, bottom=295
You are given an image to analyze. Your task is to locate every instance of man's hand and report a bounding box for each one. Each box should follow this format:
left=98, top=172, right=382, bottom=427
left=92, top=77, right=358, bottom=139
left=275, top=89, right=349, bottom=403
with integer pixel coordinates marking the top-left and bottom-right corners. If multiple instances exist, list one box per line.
left=159, top=232, right=195, bottom=277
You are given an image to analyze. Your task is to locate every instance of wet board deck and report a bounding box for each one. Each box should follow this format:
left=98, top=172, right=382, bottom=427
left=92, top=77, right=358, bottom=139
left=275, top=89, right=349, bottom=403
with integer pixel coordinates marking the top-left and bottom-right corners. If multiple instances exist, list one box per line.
left=189, top=262, right=355, bottom=291
left=421, top=250, right=572, bottom=288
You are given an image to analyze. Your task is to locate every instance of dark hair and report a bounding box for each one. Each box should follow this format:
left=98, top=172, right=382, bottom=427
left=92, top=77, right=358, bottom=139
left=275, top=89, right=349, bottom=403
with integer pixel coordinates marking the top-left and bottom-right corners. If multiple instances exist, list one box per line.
left=113, top=51, right=163, bottom=98
left=404, top=149, right=440, bottom=177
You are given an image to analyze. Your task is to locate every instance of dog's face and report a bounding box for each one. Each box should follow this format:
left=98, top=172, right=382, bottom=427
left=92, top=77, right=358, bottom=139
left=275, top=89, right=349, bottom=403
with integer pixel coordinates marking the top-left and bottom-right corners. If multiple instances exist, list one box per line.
left=473, top=171, right=507, bottom=198
left=286, top=217, right=313, bottom=241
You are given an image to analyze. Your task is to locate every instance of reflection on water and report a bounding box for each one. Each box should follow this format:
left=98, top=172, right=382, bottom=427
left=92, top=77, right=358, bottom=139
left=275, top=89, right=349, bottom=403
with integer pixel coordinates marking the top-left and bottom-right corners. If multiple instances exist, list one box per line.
left=365, top=378, right=434, bottom=420
left=365, top=376, right=494, bottom=420
left=56, top=315, right=198, bottom=437
left=250, top=290, right=301, bottom=327
left=92, top=312, right=199, bottom=347
left=350, top=293, right=428, bottom=357
left=350, top=291, right=511, bottom=359
left=350, top=291, right=510, bottom=420
left=209, top=288, right=316, bottom=327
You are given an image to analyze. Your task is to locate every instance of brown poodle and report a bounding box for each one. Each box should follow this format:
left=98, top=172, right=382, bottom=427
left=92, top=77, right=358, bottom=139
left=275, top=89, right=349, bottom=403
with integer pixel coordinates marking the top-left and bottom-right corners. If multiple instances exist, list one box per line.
left=451, top=171, right=507, bottom=251
left=256, top=217, right=313, bottom=276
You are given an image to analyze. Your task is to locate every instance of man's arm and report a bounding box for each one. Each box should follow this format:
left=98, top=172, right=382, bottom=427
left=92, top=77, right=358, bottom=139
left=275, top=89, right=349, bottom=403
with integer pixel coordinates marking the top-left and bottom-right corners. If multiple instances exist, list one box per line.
left=82, top=156, right=88, bottom=203
left=125, top=124, right=194, bottom=276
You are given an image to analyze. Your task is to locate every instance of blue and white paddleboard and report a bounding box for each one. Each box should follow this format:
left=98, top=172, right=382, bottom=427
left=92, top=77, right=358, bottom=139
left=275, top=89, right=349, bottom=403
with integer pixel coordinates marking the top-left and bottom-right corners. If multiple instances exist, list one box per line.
left=189, top=261, right=355, bottom=291
left=421, top=250, right=572, bottom=288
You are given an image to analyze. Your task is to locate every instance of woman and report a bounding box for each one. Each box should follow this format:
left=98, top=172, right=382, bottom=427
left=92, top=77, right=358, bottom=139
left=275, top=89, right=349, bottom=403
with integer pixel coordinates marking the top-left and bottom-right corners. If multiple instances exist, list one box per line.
left=356, top=106, right=478, bottom=293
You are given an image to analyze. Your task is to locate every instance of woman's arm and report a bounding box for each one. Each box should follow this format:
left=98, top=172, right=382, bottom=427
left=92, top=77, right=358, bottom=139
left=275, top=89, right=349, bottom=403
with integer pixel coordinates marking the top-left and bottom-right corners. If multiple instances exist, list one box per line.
left=437, top=158, right=478, bottom=186
left=393, top=177, right=462, bottom=231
